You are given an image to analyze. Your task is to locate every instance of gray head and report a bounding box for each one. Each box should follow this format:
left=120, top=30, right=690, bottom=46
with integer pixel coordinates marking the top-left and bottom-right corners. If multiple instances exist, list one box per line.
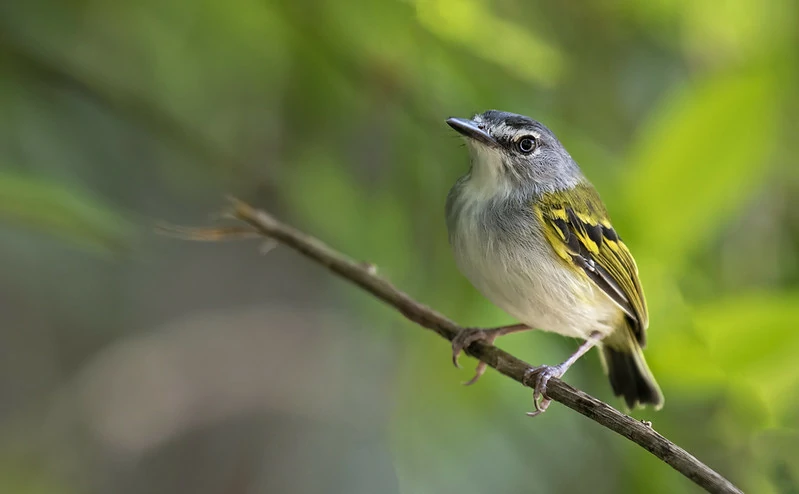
left=447, top=110, right=585, bottom=198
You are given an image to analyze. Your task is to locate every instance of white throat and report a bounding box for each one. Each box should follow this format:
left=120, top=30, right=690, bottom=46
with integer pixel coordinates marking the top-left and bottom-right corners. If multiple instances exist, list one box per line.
left=464, top=142, right=515, bottom=204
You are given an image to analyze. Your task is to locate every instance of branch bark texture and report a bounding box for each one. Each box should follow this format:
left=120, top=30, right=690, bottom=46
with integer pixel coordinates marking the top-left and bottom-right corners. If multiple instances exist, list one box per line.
left=166, top=199, right=744, bottom=494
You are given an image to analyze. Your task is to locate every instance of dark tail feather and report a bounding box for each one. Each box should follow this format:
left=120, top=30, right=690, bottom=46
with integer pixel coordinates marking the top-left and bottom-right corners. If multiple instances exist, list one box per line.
left=602, top=344, right=664, bottom=410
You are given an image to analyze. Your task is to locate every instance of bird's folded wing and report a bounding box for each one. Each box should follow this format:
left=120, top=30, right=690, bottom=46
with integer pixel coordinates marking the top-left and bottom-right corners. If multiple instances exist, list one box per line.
left=535, top=185, right=649, bottom=345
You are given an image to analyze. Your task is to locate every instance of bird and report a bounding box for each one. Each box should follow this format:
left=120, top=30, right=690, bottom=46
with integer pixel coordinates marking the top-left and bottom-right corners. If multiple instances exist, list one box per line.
left=444, top=110, right=663, bottom=415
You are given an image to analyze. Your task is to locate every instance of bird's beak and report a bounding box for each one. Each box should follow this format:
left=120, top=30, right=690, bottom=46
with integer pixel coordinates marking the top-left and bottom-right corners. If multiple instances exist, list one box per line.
left=446, top=117, right=497, bottom=147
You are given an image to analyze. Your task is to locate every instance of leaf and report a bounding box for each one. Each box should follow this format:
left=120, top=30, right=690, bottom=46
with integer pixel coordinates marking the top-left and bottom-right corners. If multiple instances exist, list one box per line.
left=652, top=291, right=799, bottom=403
left=691, top=292, right=799, bottom=420
left=622, top=69, right=779, bottom=268
left=414, top=0, right=565, bottom=87
left=694, top=293, right=799, bottom=371
left=0, top=171, right=132, bottom=253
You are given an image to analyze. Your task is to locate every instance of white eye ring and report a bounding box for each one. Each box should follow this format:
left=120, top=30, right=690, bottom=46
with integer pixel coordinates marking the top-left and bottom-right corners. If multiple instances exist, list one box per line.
left=517, top=136, right=537, bottom=153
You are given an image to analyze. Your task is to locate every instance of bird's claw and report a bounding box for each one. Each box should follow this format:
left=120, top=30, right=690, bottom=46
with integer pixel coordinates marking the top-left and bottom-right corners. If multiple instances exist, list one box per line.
left=461, top=362, right=488, bottom=386
left=523, top=364, right=564, bottom=417
left=451, top=328, right=495, bottom=385
left=451, top=328, right=487, bottom=368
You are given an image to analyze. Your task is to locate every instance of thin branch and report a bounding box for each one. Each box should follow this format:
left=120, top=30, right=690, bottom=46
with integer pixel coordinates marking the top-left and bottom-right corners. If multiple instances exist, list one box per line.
left=163, top=198, right=744, bottom=494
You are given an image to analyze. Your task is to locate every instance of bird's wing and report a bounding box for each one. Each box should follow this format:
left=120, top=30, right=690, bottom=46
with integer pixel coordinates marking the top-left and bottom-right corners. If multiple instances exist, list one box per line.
left=534, top=184, right=649, bottom=345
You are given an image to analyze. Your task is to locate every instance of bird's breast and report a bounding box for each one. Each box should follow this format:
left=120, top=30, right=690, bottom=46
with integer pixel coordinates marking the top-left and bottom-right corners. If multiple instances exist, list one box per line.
left=446, top=186, right=620, bottom=339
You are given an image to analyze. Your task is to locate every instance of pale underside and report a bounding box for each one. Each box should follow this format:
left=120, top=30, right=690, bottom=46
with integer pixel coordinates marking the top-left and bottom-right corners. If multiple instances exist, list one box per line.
left=447, top=144, right=625, bottom=341
left=450, top=207, right=624, bottom=340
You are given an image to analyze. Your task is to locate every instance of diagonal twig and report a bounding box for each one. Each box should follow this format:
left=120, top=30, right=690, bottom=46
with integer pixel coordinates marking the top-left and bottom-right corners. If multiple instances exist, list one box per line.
left=162, top=198, right=743, bottom=494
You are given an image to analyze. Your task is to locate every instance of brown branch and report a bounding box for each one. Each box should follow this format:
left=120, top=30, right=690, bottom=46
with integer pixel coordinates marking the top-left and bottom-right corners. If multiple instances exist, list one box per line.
left=163, top=198, right=744, bottom=494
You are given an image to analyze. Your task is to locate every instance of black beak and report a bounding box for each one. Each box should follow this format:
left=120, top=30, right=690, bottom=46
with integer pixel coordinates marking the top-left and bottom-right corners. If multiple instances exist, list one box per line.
left=446, top=117, right=497, bottom=146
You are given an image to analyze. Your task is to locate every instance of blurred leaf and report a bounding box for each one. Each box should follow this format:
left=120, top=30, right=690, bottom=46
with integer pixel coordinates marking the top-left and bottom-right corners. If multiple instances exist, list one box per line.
left=678, top=0, right=794, bottom=61
left=0, top=171, right=132, bottom=252
left=614, top=0, right=794, bottom=63
left=692, top=292, right=799, bottom=421
left=695, top=293, right=799, bottom=370
left=414, top=0, right=565, bottom=87
left=623, top=69, right=779, bottom=267
left=649, top=324, right=727, bottom=390
left=282, top=150, right=366, bottom=252
left=0, top=453, right=71, bottom=494
left=652, top=290, right=799, bottom=414
left=750, top=429, right=799, bottom=494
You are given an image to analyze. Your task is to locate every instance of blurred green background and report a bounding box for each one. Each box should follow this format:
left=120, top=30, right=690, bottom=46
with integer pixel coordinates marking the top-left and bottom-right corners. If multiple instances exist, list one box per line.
left=1, top=0, right=797, bottom=493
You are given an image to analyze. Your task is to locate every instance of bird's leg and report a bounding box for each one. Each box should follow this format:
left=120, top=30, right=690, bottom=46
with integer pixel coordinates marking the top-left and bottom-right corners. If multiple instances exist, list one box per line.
left=523, top=331, right=603, bottom=417
left=451, top=323, right=531, bottom=385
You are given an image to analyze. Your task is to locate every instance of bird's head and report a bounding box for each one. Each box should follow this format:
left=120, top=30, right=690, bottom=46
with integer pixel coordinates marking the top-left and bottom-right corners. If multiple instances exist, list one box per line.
left=447, top=110, right=584, bottom=196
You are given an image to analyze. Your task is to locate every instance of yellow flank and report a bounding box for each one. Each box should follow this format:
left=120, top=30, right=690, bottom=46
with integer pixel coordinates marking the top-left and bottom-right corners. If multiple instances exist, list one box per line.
left=533, top=183, right=649, bottom=336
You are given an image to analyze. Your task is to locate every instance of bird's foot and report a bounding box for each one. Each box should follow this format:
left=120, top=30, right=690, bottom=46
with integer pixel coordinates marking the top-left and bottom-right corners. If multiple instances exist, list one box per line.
left=451, top=328, right=493, bottom=367
left=451, top=328, right=496, bottom=385
left=451, top=324, right=530, bottom=385
left=522, top=364, right=565, bottom=417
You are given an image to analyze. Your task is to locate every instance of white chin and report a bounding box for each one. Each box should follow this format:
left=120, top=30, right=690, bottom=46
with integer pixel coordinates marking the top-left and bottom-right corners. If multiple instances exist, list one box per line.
left=466, top=142, right=513, bottom=200
left=468, top=141, right=504, bottom=169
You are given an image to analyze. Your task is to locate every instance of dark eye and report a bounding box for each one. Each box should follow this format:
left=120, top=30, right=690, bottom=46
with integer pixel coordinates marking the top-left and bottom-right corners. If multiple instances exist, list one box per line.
left=517, top=136, right=537, bottom=153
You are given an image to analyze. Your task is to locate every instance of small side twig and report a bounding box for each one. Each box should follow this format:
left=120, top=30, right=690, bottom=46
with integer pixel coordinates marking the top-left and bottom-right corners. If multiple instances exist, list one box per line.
left=161, top=198, right=743, bottom=494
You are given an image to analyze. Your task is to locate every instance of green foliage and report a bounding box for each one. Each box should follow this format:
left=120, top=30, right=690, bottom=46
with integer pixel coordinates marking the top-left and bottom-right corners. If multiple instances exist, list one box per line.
left=0, top=171, right=132, bottom=253
left=624, top=69, right=779, bottom=268
left=0, top=0, right=797, bottom=493
left=695, top=293, right=799, bottom=418
left=415, top=0, right=565, bottom=86
left=0, top=454, right=69, bottom=494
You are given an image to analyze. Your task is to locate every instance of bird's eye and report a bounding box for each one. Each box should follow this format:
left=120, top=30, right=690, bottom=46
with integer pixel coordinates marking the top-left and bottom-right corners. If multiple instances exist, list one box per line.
left=517, top=136, right=537, bottom=153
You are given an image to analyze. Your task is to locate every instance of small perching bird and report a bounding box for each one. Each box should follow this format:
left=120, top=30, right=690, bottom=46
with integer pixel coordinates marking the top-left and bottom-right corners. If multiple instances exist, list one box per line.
left=445, top=110, right=663, bottom=415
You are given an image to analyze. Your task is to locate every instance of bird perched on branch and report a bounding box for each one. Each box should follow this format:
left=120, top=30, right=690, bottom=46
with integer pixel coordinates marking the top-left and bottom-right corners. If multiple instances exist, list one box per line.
left=445, top=110, right=663, bottom=415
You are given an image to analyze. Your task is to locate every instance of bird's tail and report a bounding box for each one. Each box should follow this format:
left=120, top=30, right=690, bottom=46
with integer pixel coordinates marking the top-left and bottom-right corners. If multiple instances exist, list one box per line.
left=600, top=339, right=663, bottom=410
